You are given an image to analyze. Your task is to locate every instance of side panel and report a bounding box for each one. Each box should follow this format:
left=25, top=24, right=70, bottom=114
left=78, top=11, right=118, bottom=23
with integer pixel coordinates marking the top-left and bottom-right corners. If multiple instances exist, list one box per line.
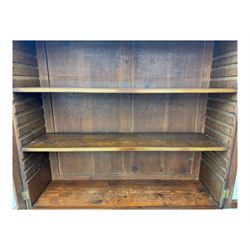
left=13, top=127, right=26, bottom=209
left=13, top=41, right=52, bottom=208
left=223, top=133, right=237, bottom=207
left=200, top=41, right=237, bottom=207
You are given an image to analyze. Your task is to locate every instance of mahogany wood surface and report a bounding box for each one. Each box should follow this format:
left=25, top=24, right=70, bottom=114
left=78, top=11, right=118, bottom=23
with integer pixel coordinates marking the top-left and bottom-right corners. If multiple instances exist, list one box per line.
left=35, top=41, right=213, bottom=180
left=12, top=41, right=238, bottom=209
left=34, top=180, right=218, bottom=209
left=13, top=41, right=52, bottom=208
left=200, top=41, right=237, bottom=207
left=22, top=132, right=226, bottom=152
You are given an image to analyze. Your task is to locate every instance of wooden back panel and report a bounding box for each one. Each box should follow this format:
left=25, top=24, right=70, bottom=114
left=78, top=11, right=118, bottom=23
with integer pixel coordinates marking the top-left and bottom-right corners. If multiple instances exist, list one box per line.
left=36, top=41, right=213, bottom=180
left=13, top=41, right=52, bottom=207
left=200, top=41, right=237, bottom=206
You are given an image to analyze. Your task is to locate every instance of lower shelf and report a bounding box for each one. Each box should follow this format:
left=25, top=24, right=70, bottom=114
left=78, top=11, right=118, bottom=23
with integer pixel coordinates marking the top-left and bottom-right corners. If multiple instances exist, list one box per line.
left=34, top=180, right=218, bottom=209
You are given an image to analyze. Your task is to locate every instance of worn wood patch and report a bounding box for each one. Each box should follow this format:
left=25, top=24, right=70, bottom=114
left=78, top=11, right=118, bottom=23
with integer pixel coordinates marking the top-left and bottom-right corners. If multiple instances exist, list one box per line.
left=34, top=180, right=218, bottom=209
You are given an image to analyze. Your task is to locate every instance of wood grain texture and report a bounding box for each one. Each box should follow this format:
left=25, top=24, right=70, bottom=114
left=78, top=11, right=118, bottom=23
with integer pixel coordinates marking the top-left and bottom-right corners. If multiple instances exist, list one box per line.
left=45, top=41, right=132, bottom=88
left=27, top=160, right=52, bottom=205
left=200, top=41, right=237, bottom=207
left=34, top=180, right=218, bottom=209
left=36, top=41, right=60, bottom=180
left=13, top=41, right=37, bottom=55
left=132, top=41, right=208, bottom=88
left=13, top=127, right=27, bottom=209
left=13, top=41, right=52, bottom=208
left=223, top=132, right=237, bottom=208
left=212, top=41, right=237, bottom=57
left=13, top=42, right=40, bottom=87
left=48, top=92, right=206, bottom=179
left=13, top=87, right=237, bottom=94
left=36, top=41, right=214, bottom=180
left=54, top=151, right=194, bottom=180
left=22, top=133, right=226, bottom=152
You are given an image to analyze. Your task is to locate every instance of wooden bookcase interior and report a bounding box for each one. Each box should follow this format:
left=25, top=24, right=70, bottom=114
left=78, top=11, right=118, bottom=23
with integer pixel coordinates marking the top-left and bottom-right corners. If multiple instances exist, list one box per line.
left=13, top=41, right=237, bottom=209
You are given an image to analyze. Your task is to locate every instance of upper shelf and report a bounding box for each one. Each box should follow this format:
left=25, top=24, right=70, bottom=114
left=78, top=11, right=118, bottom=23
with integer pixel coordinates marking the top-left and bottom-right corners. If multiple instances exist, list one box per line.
left=13, top=87, right=237, bottom=94
left=22, top=133, right=227, bottom=152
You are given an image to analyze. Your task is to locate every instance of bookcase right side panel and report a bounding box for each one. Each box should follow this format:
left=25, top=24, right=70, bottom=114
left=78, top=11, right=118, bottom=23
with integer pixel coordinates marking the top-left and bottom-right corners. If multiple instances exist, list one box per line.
left=200, top=41, right=237, bottom=207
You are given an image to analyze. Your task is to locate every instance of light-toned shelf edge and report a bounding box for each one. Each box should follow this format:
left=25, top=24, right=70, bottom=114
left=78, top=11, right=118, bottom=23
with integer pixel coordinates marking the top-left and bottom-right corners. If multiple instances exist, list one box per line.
left=13, top=87, right=237, bottom=94
left=21, top=133, right=227, bottom=152
left=22, top=146, right=226, bottom=152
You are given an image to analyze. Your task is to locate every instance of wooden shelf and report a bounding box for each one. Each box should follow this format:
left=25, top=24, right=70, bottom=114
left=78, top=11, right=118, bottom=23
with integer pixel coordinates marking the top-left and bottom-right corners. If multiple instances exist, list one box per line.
left=13, top=87, right=237, bottom=94
left=22, top=133, right=226, bottom=152
left=34, top=180, right=218, bottom=209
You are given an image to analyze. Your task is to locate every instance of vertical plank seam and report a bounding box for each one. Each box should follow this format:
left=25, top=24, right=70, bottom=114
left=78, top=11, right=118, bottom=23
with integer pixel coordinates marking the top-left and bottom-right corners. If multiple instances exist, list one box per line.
left=42, top=42, right=60, bottom=177
left=131, top=41, right=134, bottom=132
left=44, top=42, right=57, bottom=132
left=195, top=41, right=206, bottom=132
left=191, top=42, right=206, bottom=178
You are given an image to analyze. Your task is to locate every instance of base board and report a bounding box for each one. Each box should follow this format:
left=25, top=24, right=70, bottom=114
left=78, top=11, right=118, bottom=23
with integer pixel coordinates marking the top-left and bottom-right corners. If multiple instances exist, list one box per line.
left=34, top=180, right=218, bottom=209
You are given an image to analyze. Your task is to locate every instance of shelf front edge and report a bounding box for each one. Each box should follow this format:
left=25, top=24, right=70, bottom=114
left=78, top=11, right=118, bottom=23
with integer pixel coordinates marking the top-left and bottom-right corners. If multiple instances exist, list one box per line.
left=22, top=146, right=227, bottom=152
left=13, top=87, right=237, bottom=94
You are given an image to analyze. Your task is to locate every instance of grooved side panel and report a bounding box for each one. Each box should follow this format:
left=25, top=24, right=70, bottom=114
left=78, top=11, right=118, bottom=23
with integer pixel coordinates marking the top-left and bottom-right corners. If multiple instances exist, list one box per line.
left=13, top=41, right=52, bottom=207
left=13, top=41, right=40, bottom=87
left=200, top=41, right=237, bottom=206
left=13, top=127, right=26, bottom=209
left=41, top=41, right=213, bottom=180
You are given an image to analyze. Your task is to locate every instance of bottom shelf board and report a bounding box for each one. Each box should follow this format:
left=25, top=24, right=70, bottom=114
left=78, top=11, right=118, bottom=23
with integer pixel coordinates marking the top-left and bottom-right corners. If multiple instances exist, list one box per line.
left=34, top=180, right=218, bottom=209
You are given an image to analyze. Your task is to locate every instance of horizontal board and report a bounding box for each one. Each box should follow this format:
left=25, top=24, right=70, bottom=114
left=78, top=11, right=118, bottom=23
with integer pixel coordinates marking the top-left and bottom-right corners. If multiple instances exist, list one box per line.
left=212, top=54, right=237, bottom=68
left=22, top=133, right=226, bottom=152
left=34, top=180, right=218, bottom=209
left=209, top=93, right=237, bottom=101
left=18, top=118, right=46, bottom=137
left=205, top=117, right=233, bottom=136
left=207, top=99, right=236, bottom=113
left=205, top=127, right=231, bottom=149
left=13, top=63, right=39, bottom=77
left=201, top=157, right=225, bottom=179
left=27, top=160, right=51, bottom=205
left=13, top=93, right=39, bottom=101
left=203, top=151, right=227, bottom=170
left=15, top=107, right=44, bottom=126
left=213, top=41, right=237, bottom=57
left=13, top=50, right=38, bottom=66
left=13, top=41, right=37, bottom=55
left=206, top=108, right=235, bottom=125
left=23, top=153, right=47, bottom=170
left=13, top=76, right=40, bottom=87
left=212, top=151, right=229, bottom=167
left=25, top=158, right=49, bottom=181
left=14, top=98, right=43, bottom=114
left=211, top=65, right=237, bottom=78
left=209, top=79, right=237, bottom=88
left=13, top=87, right=237, bottom=94
left=19, top=126, right=46, bottom=147
left=200, top=162, right=224, bottom=204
